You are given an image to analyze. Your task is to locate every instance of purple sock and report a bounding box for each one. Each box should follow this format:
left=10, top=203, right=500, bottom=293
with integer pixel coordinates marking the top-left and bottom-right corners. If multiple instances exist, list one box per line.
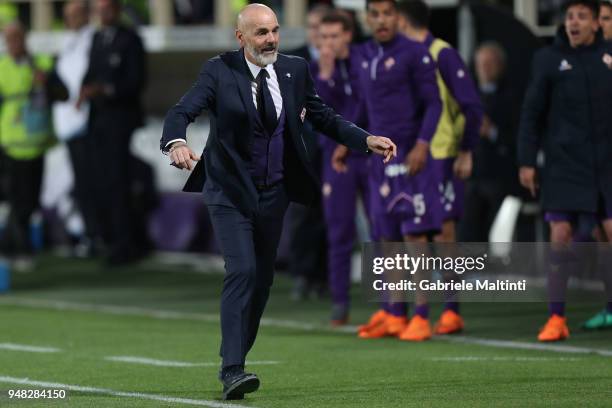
left=606, top=302, right=612, bottom=314
left=385, top=302, right=407, bottom=317
left=414, top=304, right=429, bottom=319
left=444, top=302, right=460, bottom=314
left=549, top=301, right=565, bottom=317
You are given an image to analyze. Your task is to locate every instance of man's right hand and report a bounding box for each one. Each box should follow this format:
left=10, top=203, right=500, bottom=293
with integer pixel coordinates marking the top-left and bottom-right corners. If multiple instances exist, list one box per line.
left=169, top=142, right=200, bottom=171
left=519, top=166, right=538, bottom=197
left=405, top=140, right=429, bottom=176
left=331, top=145, right=349, bottom=173
left=318, top=46, right=335, bottom=81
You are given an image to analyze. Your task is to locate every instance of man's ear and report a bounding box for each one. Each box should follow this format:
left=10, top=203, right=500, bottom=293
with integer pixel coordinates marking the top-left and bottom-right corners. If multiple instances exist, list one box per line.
left=235, top=30, right=244, bottom=46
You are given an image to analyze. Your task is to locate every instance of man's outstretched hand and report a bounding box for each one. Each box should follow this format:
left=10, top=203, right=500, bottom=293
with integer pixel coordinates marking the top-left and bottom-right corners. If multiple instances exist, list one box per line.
left=169, top=142, right=200, bottom=171
left=367, top=136, right=397, bottom=163
left=333, top=136, right=396, bottom=173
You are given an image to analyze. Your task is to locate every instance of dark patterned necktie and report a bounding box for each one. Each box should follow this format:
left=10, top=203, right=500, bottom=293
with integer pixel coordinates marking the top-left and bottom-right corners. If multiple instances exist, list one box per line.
left=256, top=69, right=278, bottom=134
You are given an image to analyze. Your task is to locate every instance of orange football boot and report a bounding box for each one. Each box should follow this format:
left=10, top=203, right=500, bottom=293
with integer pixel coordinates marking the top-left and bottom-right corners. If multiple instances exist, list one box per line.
left=358, top=314, right=407, bottom=339
left=537, top=314, right=570, bottom=342
left=434, top=310, right=465, bottom=335
left=398, top=315, right=432, bottom=341
left=357, top=309, right=390, bottom=333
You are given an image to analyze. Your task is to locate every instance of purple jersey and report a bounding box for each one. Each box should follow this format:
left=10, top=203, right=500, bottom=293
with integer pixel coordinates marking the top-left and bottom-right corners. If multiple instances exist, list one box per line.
left=311, top=45, right=367, bottom=155
left=359, top=34, right=442, bottom=154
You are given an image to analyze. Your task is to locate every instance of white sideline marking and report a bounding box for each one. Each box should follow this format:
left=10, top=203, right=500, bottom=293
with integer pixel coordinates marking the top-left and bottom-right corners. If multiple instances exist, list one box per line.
left=0, top=343, right=61, bottom=353
left=105, top=356, right=280, bottom=368
left=0, top=297, right=220, bottom=323
left=2, top=297, right=612, bottom=357
left=430, top=356, right=580, bottom=362
left=440, top=336, right=612, bottom=357
left=0, top=375, right=253, bottom=408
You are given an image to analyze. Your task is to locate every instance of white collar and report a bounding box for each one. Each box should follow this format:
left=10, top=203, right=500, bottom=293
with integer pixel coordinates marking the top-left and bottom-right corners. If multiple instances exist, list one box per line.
left=244, top=53, right=273, bottom=80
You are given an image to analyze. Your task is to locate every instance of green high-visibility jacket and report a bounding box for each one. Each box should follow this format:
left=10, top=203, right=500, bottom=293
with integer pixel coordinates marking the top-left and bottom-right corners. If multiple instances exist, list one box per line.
left=0, top=54, right=55, bottom=160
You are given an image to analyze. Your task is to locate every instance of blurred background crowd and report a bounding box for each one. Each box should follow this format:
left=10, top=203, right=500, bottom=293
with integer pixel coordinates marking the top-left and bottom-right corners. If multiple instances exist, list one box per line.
left=0, top=0, right=609, bottom=319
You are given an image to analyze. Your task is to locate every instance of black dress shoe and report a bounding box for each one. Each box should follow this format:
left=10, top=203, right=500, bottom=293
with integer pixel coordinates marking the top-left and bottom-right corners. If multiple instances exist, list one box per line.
left=221, top=370, right=260, bottom=400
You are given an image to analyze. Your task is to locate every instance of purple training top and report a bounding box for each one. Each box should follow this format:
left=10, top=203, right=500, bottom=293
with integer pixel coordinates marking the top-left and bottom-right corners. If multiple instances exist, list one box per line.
left=359, top=34, right=442, bottom=155
left=311, top=45, right=368, bottom=155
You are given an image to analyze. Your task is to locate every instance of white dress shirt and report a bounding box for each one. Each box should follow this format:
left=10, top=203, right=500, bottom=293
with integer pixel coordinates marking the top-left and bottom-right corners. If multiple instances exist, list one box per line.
left=244, top=56, right=283, bottom=119
left=52, top=25, right=95, bottom=141
left=166, top=54, right=283, bottom=149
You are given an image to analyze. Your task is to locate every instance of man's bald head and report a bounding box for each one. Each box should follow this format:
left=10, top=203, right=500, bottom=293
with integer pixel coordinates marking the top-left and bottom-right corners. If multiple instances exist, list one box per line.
left=236, top=3, right=277, bottom=32
left=3, top=21, right=26, bottom=59
left=235, top=3, right=280, bottom=67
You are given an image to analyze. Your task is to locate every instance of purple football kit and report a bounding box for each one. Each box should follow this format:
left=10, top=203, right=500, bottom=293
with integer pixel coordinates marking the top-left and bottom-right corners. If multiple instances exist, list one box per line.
left=423, top=33, right=482, bottom=223
left=311, top=45, right=370, bottom=308
left=359, top=34, right=443, bottom=240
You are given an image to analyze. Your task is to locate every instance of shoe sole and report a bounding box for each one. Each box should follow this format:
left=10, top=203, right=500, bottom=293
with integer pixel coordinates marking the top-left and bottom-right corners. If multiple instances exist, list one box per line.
left=399, top=335, right=432, bottom=342
left=223, top=375, right=260, bottom=400
left=434, top=327, right=464, bottom=335
left=538, top=331, right=569, bottom=342
left=582, top=323, right=612, bottom=331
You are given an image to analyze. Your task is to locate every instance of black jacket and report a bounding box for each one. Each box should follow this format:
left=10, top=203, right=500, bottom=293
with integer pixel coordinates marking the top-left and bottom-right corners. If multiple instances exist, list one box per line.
left=161, top=49, right=369, bottom=216
left=472, top=78, right=520, bottom=193
left=518, top=28, right=612, bottom=213
left=83, top=24, right=146, bottom=129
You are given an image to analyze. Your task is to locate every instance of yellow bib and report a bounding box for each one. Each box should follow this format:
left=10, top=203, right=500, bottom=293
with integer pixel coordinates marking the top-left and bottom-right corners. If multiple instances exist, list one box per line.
left=429, top=39, right=465, bottom=159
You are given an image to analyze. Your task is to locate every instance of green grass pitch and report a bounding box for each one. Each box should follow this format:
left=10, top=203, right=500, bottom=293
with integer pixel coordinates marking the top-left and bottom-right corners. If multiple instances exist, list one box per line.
left=0, top=255, right=611, bottom=407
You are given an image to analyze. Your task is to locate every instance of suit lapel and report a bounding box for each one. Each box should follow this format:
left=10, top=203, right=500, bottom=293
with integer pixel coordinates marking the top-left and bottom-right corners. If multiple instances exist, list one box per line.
left=224, top=49, right=259, bottom=129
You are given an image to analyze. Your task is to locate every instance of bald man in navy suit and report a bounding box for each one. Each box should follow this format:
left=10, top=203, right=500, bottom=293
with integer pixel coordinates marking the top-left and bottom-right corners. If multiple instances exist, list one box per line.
left=160, top=4, right=396, bottom=400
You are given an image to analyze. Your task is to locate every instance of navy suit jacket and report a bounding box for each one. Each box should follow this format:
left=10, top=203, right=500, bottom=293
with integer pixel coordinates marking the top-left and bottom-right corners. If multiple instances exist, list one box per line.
left=161, top=48, right=369, bottom=216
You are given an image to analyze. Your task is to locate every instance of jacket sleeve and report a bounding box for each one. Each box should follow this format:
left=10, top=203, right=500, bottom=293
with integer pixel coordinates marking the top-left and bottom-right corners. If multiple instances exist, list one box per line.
left=302, top=59, right=369, bottom=153
left=518, top=50, right=550, bottom=167
left=160, top=59, right=218, bottom=151
left=437, top=47, right=483, bottom=151
left=412, top=50, right=442, bottom=144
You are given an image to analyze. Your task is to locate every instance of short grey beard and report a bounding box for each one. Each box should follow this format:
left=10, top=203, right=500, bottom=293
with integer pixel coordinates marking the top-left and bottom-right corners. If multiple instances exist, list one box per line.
left=245, top=43, right=278, bottom=66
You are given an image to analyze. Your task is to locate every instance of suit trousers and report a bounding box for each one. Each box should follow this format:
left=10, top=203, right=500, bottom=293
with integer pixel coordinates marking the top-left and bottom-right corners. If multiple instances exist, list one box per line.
left=66, top=134, right=99, bottom=241
left=208, top=182, right=289, bottom=368
left=89, top=114, right=134, bottom=258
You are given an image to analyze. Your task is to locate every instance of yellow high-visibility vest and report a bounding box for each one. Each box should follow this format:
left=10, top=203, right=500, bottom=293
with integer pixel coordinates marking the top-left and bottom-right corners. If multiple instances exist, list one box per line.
left=0, top=55, right=55, bottom=160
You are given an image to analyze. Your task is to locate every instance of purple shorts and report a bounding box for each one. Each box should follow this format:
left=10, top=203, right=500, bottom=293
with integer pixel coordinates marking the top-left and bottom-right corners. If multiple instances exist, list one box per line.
left=435, top=158, right=465, bottom=222
left=368, top=156, right=444, bottom=240
left=545, top=195, right=612, bottom=224
left=545, top=196, right=612, bottom=241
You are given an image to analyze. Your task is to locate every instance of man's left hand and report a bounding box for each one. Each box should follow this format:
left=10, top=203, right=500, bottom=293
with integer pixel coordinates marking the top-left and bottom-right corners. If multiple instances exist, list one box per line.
left=453, top=150, right=473, bottom=180
left=367, top=135, right=397, bottom=163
